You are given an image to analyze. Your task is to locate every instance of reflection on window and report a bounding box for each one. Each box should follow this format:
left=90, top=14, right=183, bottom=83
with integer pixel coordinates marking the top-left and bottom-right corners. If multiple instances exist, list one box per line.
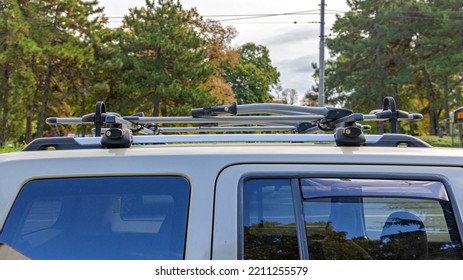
left=0, top=177, right=190, bottom=260
left=302, top=179, right=463, bottom=260
left=242, top=179, right=299, bottom=260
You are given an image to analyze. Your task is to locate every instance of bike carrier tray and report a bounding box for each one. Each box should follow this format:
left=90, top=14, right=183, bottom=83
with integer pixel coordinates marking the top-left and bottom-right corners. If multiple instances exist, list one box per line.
left=23, top=96, right=426, bottom=150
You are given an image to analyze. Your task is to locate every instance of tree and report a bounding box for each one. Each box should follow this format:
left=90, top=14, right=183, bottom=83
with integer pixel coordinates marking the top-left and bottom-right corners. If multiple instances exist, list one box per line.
left=411, top=0, right=463, bottom=135
left=0, top=0, right=106, bottom=142
left=273, top=85, right=298, bottom=105
left=326, top=0, right=417, bottom=112
left=325, top=0, right=463, bottom=135
left=302, top=90, right=318, bottom=107
left=311, top=61, right=349, bottom=107
left=198, top=19, right=238, bottom=104
left=32, top=0, right=104, bottom=138
left=225, top=43, right=280, bottom=104
left=89, top=27, right=128, bottom=114
left=119, top=0, right=214, bottom=116
left=0, top=0, right=283, bottom=143
left=0, top=1, right=40, bottom=144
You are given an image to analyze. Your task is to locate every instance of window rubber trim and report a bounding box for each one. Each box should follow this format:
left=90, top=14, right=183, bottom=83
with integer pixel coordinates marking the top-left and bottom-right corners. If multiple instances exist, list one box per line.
left=291, top=178, right=309, bottom=260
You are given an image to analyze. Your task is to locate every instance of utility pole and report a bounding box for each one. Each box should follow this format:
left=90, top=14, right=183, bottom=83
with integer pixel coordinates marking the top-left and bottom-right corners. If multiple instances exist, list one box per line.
left=318, top=0, right=325, bottom=107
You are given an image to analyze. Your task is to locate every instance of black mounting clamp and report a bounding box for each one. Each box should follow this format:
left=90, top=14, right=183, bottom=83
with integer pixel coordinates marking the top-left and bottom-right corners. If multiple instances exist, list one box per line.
left=81, top=101, right=114, bottom=137
left=101, top=122, right=133, bottom=148
left=81, top=101, right=133, bottom=148
left=375, top=97, right=410, bottom=133
left=317, top=108, right=353, bottom=131
left=334, top=125, right=366, bottom=146
left=192, top=102, right=238, bottom=117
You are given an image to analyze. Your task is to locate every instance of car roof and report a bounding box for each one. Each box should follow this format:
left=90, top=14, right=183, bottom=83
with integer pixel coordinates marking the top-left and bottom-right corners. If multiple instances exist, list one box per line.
left=3, top=144, right=463, bottom=167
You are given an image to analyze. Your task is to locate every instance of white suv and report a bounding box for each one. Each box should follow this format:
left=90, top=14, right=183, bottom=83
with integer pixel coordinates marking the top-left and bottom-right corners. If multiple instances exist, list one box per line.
left=0, top=98, right=462, bottom=260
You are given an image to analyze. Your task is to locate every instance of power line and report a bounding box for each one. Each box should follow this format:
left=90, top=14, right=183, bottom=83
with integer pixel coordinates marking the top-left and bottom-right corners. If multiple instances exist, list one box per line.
left=99, top=9, right=463, bottom=25
left=103, top=9, right=344, bottom=20
left=104, top=10, right=321, bottom=18
left=216, top=21, right=321, bottom=25
left=216, top=12, right=339, bottom=22
left=202, top=9, right=322, bottom=17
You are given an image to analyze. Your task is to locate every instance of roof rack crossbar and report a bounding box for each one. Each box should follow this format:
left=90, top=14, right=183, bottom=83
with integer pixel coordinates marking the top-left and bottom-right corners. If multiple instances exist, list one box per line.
left=94, top=125, right=298, bottom=133
left=22, top=133, right=431, bottom=151
left=159, top=126, right=298, bottom=133
left=49, top=115, right=328, bottom=125
left=48, top=113, right=421, bottom=126
left=39, top=96, right=424, bottom=149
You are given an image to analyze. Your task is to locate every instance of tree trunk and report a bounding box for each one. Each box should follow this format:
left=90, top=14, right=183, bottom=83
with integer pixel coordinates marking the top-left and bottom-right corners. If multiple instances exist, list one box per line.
left=161, top=104, right=167, bottom=117
left=26, top=59, right=40, bottom=143
left=392, top=83, right=402, bottom=133
left=153, top=93, right=160, bottom=117
left=25, top=105, right=33, bottom=143
left=0, top=66, right=10, bottom=146
left=376, top=86, right=385, bottom=134
left=443, top=76, right=450, bottom=135
left=152, top=47, right=162, bottom=117
left=80, top=82, right=87, bottom=137
left=37, top=10, right=57, bottom=138
left=374, top=45, right=386, bottom=134
left=423, top=69, right=436, bottom=135
left=37, top=57, right=53, bottom=138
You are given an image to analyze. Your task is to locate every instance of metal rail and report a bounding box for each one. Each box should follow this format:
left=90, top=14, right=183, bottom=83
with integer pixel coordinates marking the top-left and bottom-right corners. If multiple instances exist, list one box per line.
left=38, top=97, right=425, bottom=149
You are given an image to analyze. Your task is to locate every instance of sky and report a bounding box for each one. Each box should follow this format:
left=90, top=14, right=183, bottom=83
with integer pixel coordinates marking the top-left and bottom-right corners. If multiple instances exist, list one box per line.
left=96, top=0, right=350, bottom=99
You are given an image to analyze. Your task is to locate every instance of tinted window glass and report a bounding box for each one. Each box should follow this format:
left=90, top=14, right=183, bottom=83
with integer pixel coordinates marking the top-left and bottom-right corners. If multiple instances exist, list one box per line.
left=242, top=179, right=299, bottom=260
left=302, top=179, right=463, bottom=260
left=0, top=176, right=190, bottom=260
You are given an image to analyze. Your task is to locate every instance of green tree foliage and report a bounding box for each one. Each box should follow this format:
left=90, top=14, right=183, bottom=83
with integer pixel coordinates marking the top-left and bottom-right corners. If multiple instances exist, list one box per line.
left=89, top=26, right=128, bottom=114
left=411, top=0, right=463, bottom=134
left=32, top=0, right=105, bottom=138
left=0, top=0, right=105, bottom=142
left=0, top=0, right=280, bottom=144
left=118, top=0, right=215, bottom=116
left=326, top=0, right=416, bottom=110
left=0, top=1, right=37, bottom=144
left=225, top=43, right=280, bottom=104
left=324, top=0, right=463, bottom=135
left=302, top=90, right=318, bottom=107
left=92, top=4, right=240, bottom=115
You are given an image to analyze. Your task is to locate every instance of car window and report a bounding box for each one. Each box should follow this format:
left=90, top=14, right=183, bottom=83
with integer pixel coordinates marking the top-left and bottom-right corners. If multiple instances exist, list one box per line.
left=242, top=179, right=299, bottom=260
left=0, top=176, right=190, bottom=260
left=301, top=178, right=463, bottom=260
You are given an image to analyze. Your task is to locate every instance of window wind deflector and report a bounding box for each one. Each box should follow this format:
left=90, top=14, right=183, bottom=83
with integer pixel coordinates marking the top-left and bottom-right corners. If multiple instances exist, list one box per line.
left=300, top=178, right=449, bottom=202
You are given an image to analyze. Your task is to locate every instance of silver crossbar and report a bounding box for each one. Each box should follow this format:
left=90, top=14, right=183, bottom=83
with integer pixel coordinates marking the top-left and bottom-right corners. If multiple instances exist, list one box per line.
left=28, top=97, right=428, bottom=151
left=49, top=115, right=328, bottom=125
left=71, top=134, right=383, bottom=145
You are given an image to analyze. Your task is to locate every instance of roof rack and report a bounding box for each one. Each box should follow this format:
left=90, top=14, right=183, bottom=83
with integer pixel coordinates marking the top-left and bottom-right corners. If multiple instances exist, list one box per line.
left=23, top=96, right=428, bottom=151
